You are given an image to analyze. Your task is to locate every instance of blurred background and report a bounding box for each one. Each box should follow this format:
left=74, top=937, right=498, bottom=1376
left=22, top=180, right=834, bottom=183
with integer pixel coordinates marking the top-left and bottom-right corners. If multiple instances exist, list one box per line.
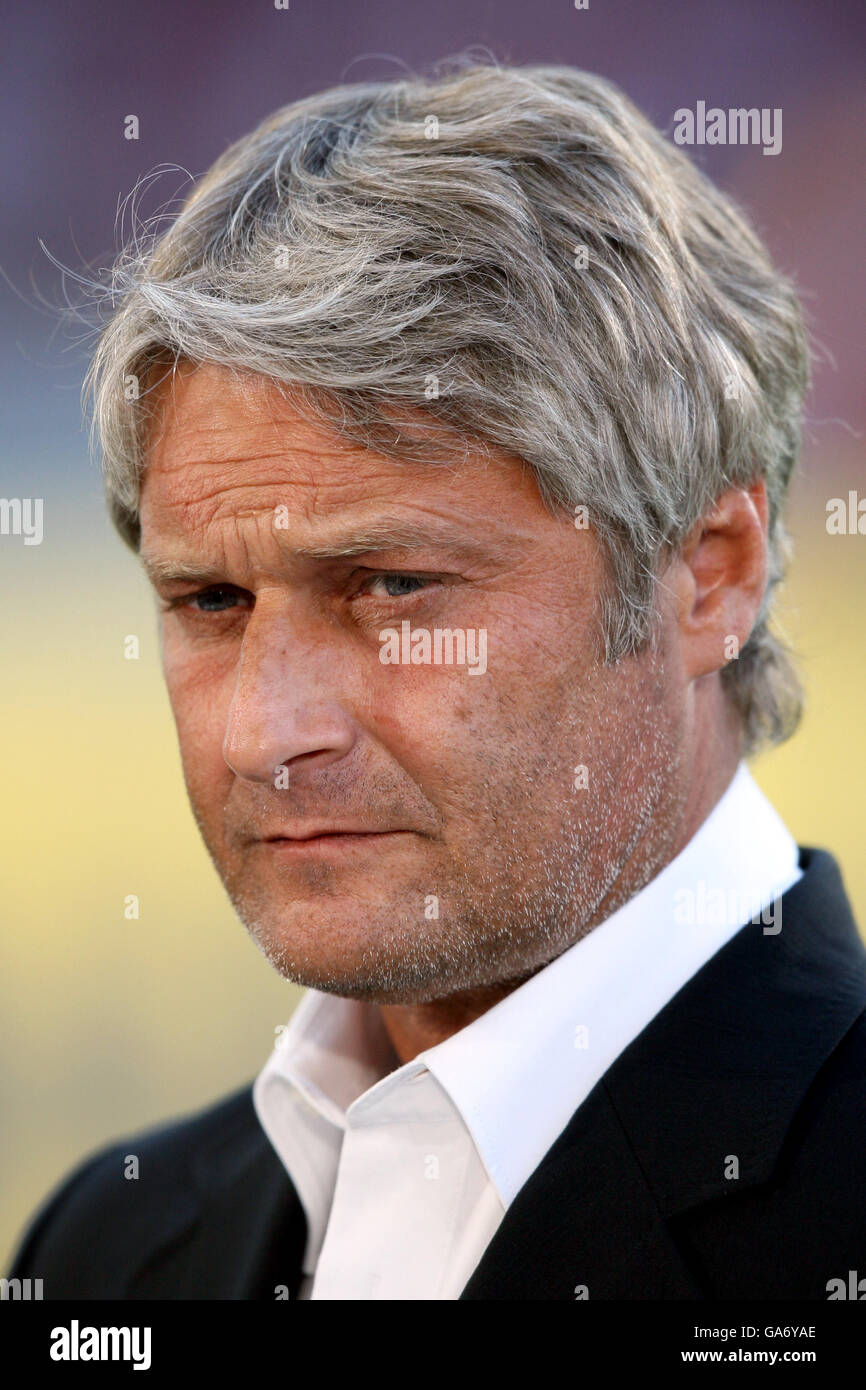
left=2, top=0, right=864, bottom=1268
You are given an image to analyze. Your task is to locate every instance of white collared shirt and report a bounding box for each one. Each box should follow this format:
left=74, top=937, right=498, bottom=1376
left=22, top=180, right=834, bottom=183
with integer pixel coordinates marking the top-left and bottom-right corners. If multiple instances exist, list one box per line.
left=253, top=762, right=802, bottom=1300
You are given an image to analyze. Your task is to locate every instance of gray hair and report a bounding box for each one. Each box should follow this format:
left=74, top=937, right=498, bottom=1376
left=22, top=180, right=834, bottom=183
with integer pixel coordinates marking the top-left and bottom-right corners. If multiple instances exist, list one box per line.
left=83, top=57, right=809, bottom=754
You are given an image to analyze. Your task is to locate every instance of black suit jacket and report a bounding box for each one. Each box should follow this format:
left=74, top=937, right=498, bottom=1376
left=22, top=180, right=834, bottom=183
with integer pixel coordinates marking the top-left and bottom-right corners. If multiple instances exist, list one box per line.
left=9, top=847, right=866, bottom=1300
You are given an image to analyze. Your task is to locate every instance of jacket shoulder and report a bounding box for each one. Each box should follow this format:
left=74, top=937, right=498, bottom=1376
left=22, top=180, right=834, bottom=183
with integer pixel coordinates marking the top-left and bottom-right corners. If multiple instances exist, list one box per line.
left=7, top=1083, right=262, bottom=1297
left=679, top=1006, right=866, bottom=1298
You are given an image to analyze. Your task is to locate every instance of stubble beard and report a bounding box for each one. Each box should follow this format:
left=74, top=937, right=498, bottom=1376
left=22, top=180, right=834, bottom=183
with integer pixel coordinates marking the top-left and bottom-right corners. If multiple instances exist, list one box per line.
left=206, top=686, right=684, bottom=1006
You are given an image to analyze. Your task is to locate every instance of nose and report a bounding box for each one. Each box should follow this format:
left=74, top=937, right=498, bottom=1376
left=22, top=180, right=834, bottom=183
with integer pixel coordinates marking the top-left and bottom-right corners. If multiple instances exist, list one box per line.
left=222, top=603, right=357, bottom=786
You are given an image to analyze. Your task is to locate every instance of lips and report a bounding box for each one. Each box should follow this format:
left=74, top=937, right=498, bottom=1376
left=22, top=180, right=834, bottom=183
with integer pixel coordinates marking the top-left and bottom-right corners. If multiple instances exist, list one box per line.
left=262, top=826, right=405, bottom=842
left=256, top=828, right=414, bottom=856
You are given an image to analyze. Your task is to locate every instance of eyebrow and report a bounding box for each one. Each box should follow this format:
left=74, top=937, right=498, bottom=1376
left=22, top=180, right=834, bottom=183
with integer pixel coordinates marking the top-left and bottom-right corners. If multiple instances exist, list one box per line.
left=139, top=517, right=514, bottom=586
left=291, top=518, right=509, bottom=562
left=140, top=557, right=228, bottom=587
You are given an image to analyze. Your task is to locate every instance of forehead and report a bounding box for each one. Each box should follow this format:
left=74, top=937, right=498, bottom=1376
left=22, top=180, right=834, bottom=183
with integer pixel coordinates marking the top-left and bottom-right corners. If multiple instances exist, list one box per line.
left=142, top=360, right=371, bottom=501
left=138, top=359, right=553, bottom=540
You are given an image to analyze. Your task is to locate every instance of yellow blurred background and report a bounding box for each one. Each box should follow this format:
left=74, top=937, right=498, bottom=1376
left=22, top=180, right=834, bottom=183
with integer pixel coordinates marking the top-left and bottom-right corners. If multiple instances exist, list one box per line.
left=2, top=438, right=864, bottom=1269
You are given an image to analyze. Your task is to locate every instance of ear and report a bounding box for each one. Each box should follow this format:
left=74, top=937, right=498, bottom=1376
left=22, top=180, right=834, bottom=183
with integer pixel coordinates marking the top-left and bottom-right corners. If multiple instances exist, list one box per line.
left=672, top=481, right=769, bottom=681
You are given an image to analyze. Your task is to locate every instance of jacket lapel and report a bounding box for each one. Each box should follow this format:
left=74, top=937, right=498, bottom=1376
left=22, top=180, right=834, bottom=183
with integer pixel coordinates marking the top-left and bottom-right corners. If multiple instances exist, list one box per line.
left=461, top=848, right=866, bottom=1298
left=461, top=1075, right=705, bottom=1298
left=127, top=1099, right=307, bottom=1300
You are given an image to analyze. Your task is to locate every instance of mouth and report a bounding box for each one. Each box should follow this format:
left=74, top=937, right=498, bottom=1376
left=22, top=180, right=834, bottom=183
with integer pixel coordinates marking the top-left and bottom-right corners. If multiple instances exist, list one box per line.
left=257, top=830, right=415, bottom=855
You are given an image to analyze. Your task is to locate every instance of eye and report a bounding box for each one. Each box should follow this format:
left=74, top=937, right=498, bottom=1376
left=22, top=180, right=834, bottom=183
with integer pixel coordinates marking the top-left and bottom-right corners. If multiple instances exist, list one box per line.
left=166, top=585, right=251, bottom=613
left=363, top=573, right=437, bottom=599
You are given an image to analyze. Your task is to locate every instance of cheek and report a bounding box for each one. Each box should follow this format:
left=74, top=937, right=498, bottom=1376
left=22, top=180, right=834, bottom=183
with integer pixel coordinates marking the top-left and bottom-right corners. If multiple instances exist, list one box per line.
left=365, top=667, right=487, bottom=776
left=161, top=640, right=235, bottom=786
left=373, top=660, right=545, bottom=790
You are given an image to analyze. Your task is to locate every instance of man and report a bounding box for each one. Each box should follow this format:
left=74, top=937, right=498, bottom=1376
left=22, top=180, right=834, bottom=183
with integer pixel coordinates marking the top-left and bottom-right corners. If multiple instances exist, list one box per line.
left=9, top=60, right=866, bottom=1301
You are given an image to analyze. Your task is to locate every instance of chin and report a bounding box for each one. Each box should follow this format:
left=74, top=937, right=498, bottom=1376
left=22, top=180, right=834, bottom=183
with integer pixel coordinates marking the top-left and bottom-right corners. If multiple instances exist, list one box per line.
left=239, top=911, right=485, bottom=1004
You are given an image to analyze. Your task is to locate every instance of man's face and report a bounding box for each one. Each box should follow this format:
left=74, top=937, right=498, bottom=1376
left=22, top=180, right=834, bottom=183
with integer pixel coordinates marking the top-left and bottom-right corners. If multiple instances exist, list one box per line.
left=139, top=360, right=689, bottom=1004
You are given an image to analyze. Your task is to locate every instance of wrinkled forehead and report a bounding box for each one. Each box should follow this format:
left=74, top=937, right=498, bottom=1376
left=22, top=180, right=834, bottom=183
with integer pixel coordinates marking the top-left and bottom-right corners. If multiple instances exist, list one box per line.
left=140, top=358, right=343, bottom=478
left=137, top=357, right=559, bottom=537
